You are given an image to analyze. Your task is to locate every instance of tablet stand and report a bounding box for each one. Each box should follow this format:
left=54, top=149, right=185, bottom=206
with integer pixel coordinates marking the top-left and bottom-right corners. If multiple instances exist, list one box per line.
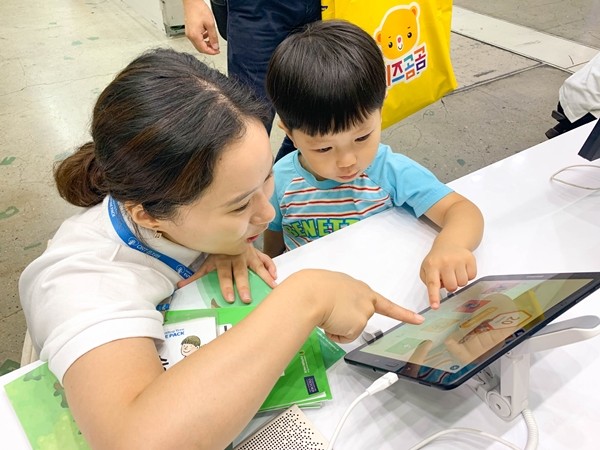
left=468, top=315, right=600, bottom=421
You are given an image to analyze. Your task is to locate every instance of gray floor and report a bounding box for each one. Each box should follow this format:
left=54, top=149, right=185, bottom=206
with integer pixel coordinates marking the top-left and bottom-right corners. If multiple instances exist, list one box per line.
left=0, top=0, right=598, bottom=366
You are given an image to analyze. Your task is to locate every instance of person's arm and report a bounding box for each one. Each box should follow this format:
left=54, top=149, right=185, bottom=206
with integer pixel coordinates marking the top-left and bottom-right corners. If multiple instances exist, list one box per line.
left=63, top=269, right=424, bottom=450
left=263, top=229, right=285, bottom=258
left=421, top=192, right=484, bottom=308
left=183, top=0, right=220, bottom=55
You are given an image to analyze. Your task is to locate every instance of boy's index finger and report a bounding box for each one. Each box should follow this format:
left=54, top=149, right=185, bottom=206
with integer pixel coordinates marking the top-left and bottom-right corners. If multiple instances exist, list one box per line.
left=373, top=293, right=424, bottom=325
left=426, top=277, right=442, bottom=309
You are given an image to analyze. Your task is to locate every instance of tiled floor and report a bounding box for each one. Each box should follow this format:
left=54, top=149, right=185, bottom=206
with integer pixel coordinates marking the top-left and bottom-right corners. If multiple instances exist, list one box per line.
left=0, top=0, right=598, bottom=366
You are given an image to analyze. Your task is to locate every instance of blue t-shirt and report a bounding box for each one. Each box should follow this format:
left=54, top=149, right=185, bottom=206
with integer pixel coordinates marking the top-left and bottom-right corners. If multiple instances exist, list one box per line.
left=269, top=143, right=453, bottom=251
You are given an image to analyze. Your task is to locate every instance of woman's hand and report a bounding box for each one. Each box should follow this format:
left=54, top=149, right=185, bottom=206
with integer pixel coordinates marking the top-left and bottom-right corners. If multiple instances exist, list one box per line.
left=283, top=269, right=424, bottom=344
left=177, top=245, right=277, bottom=302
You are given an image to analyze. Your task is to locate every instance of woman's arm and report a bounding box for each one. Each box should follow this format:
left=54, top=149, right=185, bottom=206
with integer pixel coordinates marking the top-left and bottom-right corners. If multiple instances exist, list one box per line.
left=63, top=269, right=423, bottom=450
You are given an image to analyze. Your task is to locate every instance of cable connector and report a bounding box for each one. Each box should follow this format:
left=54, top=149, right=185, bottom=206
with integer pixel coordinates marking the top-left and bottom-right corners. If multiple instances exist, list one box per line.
left=326, top=373, right=399, bottom=450
left=365, top=372, right=399, bottom=395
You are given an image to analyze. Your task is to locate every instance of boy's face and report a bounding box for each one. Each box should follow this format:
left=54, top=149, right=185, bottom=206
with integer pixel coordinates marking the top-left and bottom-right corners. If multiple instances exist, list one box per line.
left=283, top=110, right=382, bottom=183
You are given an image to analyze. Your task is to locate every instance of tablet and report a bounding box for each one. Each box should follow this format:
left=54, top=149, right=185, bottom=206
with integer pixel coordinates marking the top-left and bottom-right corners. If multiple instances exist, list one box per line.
left=344, top=272, right=600, bottom=390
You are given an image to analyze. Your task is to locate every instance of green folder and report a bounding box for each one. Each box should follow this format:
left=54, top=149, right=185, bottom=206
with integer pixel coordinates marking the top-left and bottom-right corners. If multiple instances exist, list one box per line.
left=4, top=363, right=89, bottom=450
left=166, top=306, right=336, bottom=412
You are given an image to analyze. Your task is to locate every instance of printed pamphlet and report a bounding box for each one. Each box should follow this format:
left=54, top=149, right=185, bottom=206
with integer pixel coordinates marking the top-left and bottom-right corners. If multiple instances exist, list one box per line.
left=158, top=310, right=218, bottom=370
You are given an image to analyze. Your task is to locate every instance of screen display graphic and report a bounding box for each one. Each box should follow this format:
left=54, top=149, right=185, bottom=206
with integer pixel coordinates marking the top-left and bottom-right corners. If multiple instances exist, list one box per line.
left=345, top=273, right=600, bottom=389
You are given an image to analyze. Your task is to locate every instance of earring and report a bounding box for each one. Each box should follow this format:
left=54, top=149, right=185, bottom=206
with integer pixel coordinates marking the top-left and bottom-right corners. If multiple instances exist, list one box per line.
left=153, top=228, right=162, bottom=239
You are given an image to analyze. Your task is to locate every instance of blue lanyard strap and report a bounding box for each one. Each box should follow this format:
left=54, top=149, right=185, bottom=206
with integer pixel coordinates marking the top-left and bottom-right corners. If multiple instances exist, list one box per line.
left=107, top=196, right=194, bottom=279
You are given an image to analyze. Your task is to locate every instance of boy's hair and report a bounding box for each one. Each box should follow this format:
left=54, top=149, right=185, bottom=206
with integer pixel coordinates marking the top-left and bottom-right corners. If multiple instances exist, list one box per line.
left=266, top=19, right=386, bottom=136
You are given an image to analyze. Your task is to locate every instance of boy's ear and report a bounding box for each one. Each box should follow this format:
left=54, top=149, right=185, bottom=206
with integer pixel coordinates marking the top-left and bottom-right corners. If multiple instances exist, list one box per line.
left=125, top=203, right=161, bottom=230
left=277, top=120, right=296, bottom=146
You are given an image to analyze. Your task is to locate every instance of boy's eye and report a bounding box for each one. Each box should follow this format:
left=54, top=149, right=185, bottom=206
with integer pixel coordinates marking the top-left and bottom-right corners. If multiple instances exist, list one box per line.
left=315, top=147, right=332, bottom=153
left=355, top=132, right=372, bottom=142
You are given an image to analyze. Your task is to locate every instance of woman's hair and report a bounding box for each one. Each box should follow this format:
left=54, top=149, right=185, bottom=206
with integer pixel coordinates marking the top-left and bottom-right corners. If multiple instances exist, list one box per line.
left=54, top=48, right=269, bottom=220
left=265, top=19, right=386, bottom=136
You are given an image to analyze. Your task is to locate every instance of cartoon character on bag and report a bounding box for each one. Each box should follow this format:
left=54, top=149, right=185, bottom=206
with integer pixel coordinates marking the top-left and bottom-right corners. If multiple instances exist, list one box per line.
left=374, top=3, right=420, bottom=61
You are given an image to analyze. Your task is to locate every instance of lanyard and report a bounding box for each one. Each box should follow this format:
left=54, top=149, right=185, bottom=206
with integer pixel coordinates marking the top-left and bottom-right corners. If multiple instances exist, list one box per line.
left=107, top=196, right=194, bottom=280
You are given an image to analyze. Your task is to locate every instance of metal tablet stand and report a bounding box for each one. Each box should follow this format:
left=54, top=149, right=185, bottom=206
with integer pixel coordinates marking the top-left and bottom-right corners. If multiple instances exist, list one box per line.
left=468, top=315, right=600, bottom=421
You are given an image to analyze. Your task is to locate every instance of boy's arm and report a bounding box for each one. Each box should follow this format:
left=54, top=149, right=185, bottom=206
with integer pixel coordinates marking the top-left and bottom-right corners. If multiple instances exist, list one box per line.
left=421, top=192, right=484, bottom=308
left=263, top=229, right=286, bottom=258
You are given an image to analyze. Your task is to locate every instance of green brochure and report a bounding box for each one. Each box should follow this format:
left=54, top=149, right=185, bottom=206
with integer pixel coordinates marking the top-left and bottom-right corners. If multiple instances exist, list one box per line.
left=163, top=270, right=274, bottom=310
left=4, top=363, right=89, bottom=450
left=166, top=306, right=334, bottom=412
left=168, top=269, right=346, bottom=369
left=198, top=270, right=274, bottom=308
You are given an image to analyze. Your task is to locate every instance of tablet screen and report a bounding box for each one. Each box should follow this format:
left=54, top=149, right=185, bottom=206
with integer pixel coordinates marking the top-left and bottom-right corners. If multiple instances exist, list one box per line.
left=345, top=273, right=600, bottom=389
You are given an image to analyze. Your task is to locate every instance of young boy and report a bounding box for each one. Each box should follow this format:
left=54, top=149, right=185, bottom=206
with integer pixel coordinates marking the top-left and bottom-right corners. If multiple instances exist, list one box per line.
left=263, top=20, right=484, bottom=308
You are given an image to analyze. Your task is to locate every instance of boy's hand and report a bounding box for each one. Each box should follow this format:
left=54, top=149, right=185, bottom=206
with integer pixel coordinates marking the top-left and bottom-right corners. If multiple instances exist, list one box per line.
left=177, top=245, right=278, bottom=302
left=420, top=244, right=477, bottom=309
left=421, top=192, right=483, bottom=309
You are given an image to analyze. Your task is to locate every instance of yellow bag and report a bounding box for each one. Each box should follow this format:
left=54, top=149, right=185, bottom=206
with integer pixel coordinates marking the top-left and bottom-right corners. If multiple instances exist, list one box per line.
left=322, top=0, right=457, bottom=129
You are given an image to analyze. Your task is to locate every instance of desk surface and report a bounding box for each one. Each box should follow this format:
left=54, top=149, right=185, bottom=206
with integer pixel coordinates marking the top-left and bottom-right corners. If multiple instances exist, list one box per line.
left=2, top=122, right=599, bottom=449
left=267, top=121, right=600, bottom=449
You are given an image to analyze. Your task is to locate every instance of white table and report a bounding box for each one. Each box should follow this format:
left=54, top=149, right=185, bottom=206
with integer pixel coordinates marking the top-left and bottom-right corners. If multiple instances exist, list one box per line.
left=262, top=120, right=600, bottom=449
left=2, top=122, right=600, bottom=449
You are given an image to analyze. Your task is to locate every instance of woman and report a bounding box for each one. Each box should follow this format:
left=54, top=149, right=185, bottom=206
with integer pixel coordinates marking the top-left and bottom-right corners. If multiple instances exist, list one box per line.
left=19, top=48, right=423, bottom=449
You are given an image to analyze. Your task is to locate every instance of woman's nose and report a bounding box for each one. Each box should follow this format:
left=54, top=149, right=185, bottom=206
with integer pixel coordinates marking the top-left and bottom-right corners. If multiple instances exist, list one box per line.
left=253, top=194, right=275, bottom=225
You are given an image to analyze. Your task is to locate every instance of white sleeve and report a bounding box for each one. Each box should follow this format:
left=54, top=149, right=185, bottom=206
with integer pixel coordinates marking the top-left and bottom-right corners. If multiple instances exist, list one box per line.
left=559, top=52, right=600, bottom=121
left=19, top=248, right=173, bottom=383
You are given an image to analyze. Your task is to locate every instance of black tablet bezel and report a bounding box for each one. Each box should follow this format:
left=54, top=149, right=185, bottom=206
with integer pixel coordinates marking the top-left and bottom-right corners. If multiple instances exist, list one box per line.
left=344, top=272, right=600, bottom=390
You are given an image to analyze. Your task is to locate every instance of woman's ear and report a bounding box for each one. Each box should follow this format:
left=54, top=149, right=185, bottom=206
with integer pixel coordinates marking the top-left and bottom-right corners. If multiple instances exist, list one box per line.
left=125, top=203, right=161, bottom=230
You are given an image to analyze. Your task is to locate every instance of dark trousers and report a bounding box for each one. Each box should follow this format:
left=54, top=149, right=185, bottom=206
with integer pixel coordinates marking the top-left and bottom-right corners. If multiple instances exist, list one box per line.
left=226, top=0, right=321, bottom=161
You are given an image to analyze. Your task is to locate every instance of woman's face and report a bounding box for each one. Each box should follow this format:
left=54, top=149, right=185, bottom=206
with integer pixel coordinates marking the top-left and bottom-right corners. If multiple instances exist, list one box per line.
left=157, top=119, right=275, bottom=255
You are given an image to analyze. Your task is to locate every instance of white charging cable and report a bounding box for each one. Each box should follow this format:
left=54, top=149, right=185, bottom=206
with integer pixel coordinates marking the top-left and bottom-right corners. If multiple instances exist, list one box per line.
left=326, top=372, right=539, bottom=450
left=408, top=408, right=538, bottom=449
left=326, top=372, right=399, bottom=450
